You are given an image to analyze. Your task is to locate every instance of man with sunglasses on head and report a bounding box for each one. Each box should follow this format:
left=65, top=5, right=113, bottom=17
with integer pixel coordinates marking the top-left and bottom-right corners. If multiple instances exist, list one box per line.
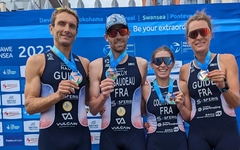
left=89, top=13, right=148, bottom=150
left=24, top=7, right=91, bottom=150
left=180, top=10, right=240, bottom=150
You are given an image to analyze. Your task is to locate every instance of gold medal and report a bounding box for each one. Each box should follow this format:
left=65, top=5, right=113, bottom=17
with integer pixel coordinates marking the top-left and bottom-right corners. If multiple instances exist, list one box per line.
left=197, top=70, right=209, bottom=81
left=116, top=107, right=126, bottom=116
left=62, top=101, right=72, bottom=112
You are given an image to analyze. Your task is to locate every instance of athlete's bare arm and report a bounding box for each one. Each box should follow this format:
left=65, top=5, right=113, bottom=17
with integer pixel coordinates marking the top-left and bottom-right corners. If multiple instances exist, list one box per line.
left=89, top=58, right=114, bottom=116
left=177, top=80, right=191, bottom=123
left=78, top=56, right=90, bottom=106
left=25, top=54, right=79, bottom=115
left=208, top=54, right=240, bottom=109
left=136, top=57, right=148, bottom=116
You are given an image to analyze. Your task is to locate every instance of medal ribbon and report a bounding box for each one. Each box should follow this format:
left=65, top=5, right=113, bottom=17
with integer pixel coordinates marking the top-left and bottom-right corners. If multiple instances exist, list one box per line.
left=153, top=78, right=173, bottom=103
left=194, top=51, right=211, bottom=70
left=109, top=50, right=127, bottom=68
left=52, top=46, right=77, bottom=72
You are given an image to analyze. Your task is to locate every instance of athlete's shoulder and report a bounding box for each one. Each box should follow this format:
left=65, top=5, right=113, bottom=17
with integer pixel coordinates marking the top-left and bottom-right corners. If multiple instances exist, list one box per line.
left=77, top=56, right=90, bottom=65
left=26, top=53, right=45, bottom=66
left=219, top=53, right=236, bottom=63
left=135, top=57, right=148, bottom=67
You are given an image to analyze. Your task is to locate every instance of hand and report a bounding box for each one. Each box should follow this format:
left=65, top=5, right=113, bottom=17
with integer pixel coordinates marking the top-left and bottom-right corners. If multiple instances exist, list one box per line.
left=100, top=106, right=106, bottom=117
left=56, top=80, right=79, bottom=100
left=144, top=122, right=150, bottom=133
left=100, top=78, right=114, bottom=100
left=207, top=69, right=225, bottom=89
left=173, top=91, right=185, bottom=109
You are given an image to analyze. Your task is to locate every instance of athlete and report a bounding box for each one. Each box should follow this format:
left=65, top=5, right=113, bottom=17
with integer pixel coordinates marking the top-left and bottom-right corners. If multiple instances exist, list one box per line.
left=180, top=10, right=240, bottom=150
left=89, top=14, right=148, bottom=150
left=24, top=7, right=91, bottom=150
left=142, top=46, right=191, bottom=150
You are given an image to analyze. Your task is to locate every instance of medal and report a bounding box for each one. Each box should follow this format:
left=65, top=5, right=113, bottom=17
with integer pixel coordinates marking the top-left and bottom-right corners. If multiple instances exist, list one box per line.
left=195, top=51, right=211, bottom=81
left=70, top=71, right=82, bottom=84
left=107, top=50, right=127, bottom=80
left=153, top=78, right=174, bottom=104
left=197, top=70, right=209, bottom=81
left=166, top=92, right=176, bottom=104
left=106, top=67, right=118, bottom=80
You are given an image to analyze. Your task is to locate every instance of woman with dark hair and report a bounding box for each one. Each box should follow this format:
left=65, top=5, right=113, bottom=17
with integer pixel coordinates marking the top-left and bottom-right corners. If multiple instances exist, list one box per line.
left=142, top=46, right=191, bottom=150
left=180, top=10, right=240, bottom=150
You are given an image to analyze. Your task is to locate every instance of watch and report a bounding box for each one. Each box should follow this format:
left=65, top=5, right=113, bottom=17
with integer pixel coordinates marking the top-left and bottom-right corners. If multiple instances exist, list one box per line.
left=218, top=81, right=229, bottom=92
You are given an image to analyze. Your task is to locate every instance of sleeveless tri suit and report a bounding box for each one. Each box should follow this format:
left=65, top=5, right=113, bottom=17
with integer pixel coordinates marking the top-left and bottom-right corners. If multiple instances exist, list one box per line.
left=187, top=54, right=240, bottom=150
left=146, top=80, right=188, bottom=150
left=38, top=50, right=91, bottom=150
left=99, top=55, right=146, bottom=150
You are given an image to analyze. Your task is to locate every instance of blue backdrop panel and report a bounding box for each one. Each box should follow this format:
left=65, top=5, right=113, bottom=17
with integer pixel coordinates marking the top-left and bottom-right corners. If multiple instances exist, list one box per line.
left=0, top=3, right=240, bottom=150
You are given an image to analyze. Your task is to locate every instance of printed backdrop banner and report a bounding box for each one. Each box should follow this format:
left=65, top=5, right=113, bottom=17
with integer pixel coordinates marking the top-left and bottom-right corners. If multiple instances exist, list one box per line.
left=0, top=3, right=240, bottom=150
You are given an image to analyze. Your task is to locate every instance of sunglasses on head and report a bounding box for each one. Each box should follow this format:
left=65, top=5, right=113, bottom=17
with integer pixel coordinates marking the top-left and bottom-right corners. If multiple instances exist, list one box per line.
left=107, top=28, right=128, bottom=38
left=152, top=57, right=173, bottom=66
left=188, top=27, right=210, bottom=39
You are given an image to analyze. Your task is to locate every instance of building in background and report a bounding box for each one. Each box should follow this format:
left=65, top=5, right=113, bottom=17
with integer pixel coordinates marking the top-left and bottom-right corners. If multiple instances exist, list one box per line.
left=0, top=0, right=239, bottom=12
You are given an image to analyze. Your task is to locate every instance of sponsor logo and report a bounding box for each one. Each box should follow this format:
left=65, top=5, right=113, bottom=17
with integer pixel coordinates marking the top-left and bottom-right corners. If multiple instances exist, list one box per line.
left=62, top=113, right=73, bottom=120
left=0, top=66, right=19, bottom=78
left=157, top=123, right=162, bottom=127
left=0, top=135, right=3, bottom=146
left=2, top=94, right=21, bottom=106
left=0, top=122, right=2, bottom=133
left=56, top=122, right=78, bottom=128
left=170, top=42, right=181, bottom=53
left=118, top=100, right=132, bottom=105
left=173, top=127, right=179, bottom=132
left=1, top=80, right=20, bottom=92
left=74, top=58, right=80, bottom=62
left=209, top=63, right=218, bottom=67
left=62, top=101, right=72, bottom=112
left=111, top=126, right=131, bottom=131
left=88, top=119, right=101, bottom=130
left=111, top=100, right=116, bottom=107
left=24, top=134, right=39, bottom=146
left=3, top=108, right=22, bottom=119
left=20, top=66, right=26, bottom=77
left=23, top=108, right=40, bottom=119
left=116, top=107, right=126, bottom=116
left=128, top=63, right=135, bottom=66
left=47, top=53, right=54, bottom=60
left=4, top=135, right=24, bottom=146
left=4, top=121, right=22, bottom=133
left=90, top=132, right=100, bottom=144
left=23, top=121, right=39, bottom=132
left=215, top=111, right=222, bottom=117
left=116, top=118, right=126, bottom=125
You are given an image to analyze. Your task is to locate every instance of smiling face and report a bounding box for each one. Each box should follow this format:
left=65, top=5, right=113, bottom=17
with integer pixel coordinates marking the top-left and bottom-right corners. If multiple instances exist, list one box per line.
left=151, top=50, right=174, bottom=79
left=187, top=20, right=212, bottom=54
left=104, top=24, right=130, bottom=54
left=50, top=12, right=78, bottom=48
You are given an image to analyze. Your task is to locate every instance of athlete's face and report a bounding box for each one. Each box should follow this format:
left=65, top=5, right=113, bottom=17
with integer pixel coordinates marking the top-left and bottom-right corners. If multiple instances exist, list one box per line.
left=187, top=20, right=212, bottom=54
left=104, top=24, right=130, bottom=54
left=50, top=12, right=78, bottom=47
left=151, top=51, right=174, bottom=79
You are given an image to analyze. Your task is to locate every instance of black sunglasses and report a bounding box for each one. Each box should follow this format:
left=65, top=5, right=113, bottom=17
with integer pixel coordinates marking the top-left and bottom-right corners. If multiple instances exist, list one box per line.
left=152, top=57, right=173, bottom=66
